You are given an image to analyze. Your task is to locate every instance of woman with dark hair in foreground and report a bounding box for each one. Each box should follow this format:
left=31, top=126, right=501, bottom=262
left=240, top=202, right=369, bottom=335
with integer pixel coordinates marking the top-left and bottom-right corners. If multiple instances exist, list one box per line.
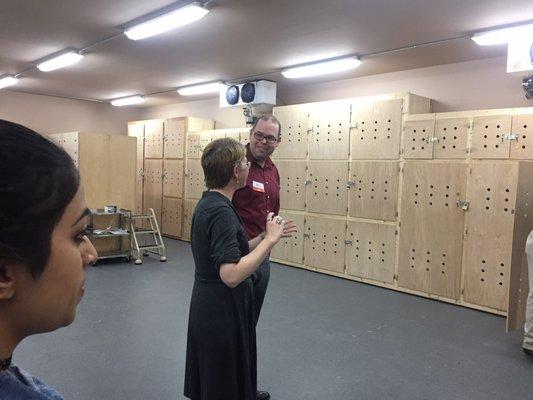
left=0, top=120, right=98, bottom=399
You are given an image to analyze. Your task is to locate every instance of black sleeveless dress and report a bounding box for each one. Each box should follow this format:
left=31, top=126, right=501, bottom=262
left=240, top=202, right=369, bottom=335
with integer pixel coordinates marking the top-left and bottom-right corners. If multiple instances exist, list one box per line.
left=184, top=191, right=256, bottom=400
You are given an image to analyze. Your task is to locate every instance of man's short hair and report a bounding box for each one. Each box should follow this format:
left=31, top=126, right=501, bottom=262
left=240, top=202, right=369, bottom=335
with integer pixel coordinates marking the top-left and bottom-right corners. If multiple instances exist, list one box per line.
left=201, top=138, right=245, bottom=189
left=251, top=114, right=282, bottom=139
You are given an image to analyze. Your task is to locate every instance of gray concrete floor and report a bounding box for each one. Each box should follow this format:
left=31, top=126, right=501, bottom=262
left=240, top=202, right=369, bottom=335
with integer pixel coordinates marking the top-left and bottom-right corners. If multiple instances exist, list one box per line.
left=15, top=238, right=533, bottom=400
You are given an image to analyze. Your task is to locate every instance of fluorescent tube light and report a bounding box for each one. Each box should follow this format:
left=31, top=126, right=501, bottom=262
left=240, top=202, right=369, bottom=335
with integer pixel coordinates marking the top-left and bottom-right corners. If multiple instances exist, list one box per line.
left=281, top=57, right=362, bottom=79
left=0, top=75, right=19, bottom=89
left=37, top=51, right=84, bottom=72
left=111, top=95, right=146, bottom=106
left=125, top=3, right=209, bottom=40
left=177, top=81, right=224, bottom=96
left=472, top=23, right=533, bottom=46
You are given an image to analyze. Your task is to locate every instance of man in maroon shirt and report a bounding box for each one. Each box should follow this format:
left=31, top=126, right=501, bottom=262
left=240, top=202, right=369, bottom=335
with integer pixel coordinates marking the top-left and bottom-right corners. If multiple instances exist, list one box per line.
left=233, top=114, right=287, bottom=400
left=233, top=115, right=284, bottom=323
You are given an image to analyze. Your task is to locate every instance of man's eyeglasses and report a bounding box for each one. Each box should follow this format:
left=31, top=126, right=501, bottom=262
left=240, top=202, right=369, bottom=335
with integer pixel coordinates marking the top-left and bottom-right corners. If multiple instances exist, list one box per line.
left=252, top=130, right=278, bottom=144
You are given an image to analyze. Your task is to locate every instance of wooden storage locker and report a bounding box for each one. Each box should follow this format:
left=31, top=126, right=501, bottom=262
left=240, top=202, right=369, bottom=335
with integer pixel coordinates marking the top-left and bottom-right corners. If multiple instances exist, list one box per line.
left=398, top=161, right=467, bottom=300
left=306, top=161, right=349, bottom=216
left=303, top=215, right=346, bottom=273
left=270, top=211, right=305, bottom=265
left=48, top=132, right=136, bottom=211
left=273, top=104, right=309, bottom=159
left=275, top=160, right=307, bottom=211
left=308, top=100, right=351, bottom=160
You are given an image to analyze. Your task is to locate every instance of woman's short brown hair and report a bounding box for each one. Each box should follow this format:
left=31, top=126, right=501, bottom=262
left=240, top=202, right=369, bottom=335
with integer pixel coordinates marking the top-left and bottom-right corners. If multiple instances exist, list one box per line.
left=201, top=138, right=245, bottom=189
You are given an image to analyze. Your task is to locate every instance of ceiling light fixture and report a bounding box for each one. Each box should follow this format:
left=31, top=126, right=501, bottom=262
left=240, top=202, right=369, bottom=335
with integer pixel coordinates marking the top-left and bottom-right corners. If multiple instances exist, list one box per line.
left=0, top=75, right=19, bottom=89
left=110, top=95, right=146, bottom=106
left=177, top=81, right=224, bottom=96
left=281, top=56, right=362, bottom=79
left=472, top=23, right=533, bottom=46
left=37, top=50, right=84, bottom=72
left=125, top=2, right=209, bottom=40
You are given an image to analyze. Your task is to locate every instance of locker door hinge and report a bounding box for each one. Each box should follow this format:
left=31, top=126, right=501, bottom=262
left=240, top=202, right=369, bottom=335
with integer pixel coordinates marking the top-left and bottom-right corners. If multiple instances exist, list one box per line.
left=502, top=133, right=518, bottom=142
left=457, top=200, right=470, bottom=211
left=461, top=288, right=465, bottom=295
left=307, top=127, right=314, bottom=134
left=303, top=233, right=310, bottom=238
left=393, top=274, right=398, bottom=281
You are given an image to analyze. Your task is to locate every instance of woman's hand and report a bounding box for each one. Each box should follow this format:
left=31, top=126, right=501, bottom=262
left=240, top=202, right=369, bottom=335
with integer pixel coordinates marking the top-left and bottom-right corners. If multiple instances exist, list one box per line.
left=264, top=212, right=285, bottom=245
left=281, top=219, right=297, bottom=237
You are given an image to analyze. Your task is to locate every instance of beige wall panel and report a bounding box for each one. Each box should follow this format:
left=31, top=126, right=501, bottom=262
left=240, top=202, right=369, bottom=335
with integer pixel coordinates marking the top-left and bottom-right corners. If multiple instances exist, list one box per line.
left=182, top=199, right=199, bottom=242
left=470, top=115, right=511, bottom=159
left=187, top=117, right=214, bottom=133
left=510, top=115, right=533, bottom=160
left=304, top=216, right=346, bottom=273
left=164, top=118, right=185, bottom=159
left=398, top=162, right=467, bottom=299
left=199, top=131, right=212, bottom=153
left=308, top=102, right=350, bottom=160
left=434, top=117, right=469, bottom=159
left=143, top=159, right=163, bottom=226
left=62, top=132, right=79, bottom=166
left=108, top=135, right=136, bottom=211
left=345, top=221, right=396, bottom=284
left=128, top=123, right=144, bottom=166
left=275, top=160, right=306, bottom=211
left=144, top=120, right=164, bottom=158
left=306, top=161, right=349, bottom=216
left=273, top=105, right=309, bottom=159
left=211, top=131, right=226, bottom=141
left=47, top=133, right=63, bottom=147
left=186, top=133, right=201, bottom=159
left=162, top=197, right=183, bottom=238
left=352, top=99, right=403, bottom=160
left=163, top=159, right=184, bottom=198
left=185, top=159, right=205, bottom=200
left=225, top=130, right=241, bottom=144
left=270, top=211, right=305, bottom=264
left=78, top=134, right=109, bottom=209
left=349, top=161, right=399, bottom=221
left=402, top=119, right=435, bottom=159
left=463, top=162, right=518, bottom=311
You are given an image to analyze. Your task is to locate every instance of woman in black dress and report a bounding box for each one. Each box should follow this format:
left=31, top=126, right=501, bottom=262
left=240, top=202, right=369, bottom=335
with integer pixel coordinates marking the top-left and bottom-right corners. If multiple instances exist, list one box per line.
left=184, top=138, right=285, bottom=400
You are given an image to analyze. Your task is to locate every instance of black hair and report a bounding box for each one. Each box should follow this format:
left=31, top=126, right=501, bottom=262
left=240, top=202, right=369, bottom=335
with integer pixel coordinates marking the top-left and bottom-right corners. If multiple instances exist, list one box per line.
left=0, top=120, right=80, bottom=277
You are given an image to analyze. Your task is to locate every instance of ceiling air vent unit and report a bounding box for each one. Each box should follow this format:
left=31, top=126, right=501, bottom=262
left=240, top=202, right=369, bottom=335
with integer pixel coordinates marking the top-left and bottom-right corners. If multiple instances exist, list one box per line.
left=220, top=80, right=276, bottom=108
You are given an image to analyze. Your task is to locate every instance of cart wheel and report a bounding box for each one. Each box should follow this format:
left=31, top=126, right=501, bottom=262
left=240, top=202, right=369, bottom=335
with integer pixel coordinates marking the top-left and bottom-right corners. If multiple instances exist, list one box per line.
left=134, top=259, right=142, bottom=265
left=160, top=256, right=167, bottom=262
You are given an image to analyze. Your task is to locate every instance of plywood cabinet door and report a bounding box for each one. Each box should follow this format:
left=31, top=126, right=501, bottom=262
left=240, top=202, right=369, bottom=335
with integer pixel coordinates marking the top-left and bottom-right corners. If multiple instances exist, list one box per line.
left=510, top=115, right=533, bottom=160
left=308, top=101, right=350, bottom=160
left=462, top=162, right=518, bottom=311
left=433, top=117, right=469, bottom=159
left=144, top=120, right=164, bottom=158
left=304, top=216, right=346, bottom=273
left=306, top=161, right=349, bottom=216
left=164, top=118, right=185, bottom=159
left=470, top=115, right=511, bottom=159
left=163, top=159, right=184, bottom=198
left=162, top=197, right=183, bottom=238
left=402, top=119, right=434, bottom=159
left=273, top=105, right=309, bottom=159
left=398, top=162, right=467, bottom=299
left=276, top=160, right=306, bottom=211
left=143, top=159, right=163, bottom=226
left=185, top=159, right=205, bottom=199
left=270, top=211, right=305, bottom=264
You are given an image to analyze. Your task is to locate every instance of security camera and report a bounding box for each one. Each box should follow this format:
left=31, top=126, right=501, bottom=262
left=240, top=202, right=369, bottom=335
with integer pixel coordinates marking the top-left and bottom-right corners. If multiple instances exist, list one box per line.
left=523, top=75, right=533, bottom=100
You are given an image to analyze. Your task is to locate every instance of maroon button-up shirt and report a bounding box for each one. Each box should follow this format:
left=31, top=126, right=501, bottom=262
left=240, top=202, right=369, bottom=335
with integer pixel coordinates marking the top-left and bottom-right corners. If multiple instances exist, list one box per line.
left=233, top=144, right=280, bottom=239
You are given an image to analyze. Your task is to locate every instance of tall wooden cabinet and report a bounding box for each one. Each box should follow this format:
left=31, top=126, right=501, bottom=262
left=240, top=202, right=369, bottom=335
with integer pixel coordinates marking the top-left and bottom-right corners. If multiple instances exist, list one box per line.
left=48, top=132, right=136, bottom=211
left=128, top=117, right=214, bottom=239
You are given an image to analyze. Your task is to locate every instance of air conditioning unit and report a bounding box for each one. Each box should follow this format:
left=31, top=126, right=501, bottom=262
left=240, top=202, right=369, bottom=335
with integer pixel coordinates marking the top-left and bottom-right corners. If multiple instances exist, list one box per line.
left=219, top=80, right=277, bottom=108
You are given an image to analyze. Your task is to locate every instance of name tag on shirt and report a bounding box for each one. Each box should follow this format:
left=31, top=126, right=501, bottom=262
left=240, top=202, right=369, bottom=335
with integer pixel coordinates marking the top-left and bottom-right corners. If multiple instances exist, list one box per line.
left=252, top=180, right=265, bottom=193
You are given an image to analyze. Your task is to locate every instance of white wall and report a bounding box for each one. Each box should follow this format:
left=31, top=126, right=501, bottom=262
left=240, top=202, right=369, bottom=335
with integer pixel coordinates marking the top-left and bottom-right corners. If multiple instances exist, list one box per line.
left=140, top=56, right=532, bottom=128
left=0, top=90, right=142, bottom=135
left=139, top=97, right=246, bottom=129
left=280, top=56, right=531, bottom=112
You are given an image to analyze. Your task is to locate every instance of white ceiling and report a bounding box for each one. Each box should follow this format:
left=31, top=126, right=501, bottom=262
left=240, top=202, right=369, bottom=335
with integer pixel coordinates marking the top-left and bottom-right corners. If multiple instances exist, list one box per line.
left=1, top=0, right=532, bottom=106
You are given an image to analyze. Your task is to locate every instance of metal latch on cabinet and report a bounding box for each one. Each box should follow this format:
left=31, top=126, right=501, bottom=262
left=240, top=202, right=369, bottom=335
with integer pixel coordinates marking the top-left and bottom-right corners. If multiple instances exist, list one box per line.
left=345, top=240, right=353, bottom=245
left=346, top=180, right=355, bottom=189
left=457, top=200, right=470, bottom=211
left=425, top=137, right=439, bottom=143
left=304, top=180, right=312, bottom=186
left=349, top=122, right=358, bottom=129
left=501, top=133, right=518, bottom=142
